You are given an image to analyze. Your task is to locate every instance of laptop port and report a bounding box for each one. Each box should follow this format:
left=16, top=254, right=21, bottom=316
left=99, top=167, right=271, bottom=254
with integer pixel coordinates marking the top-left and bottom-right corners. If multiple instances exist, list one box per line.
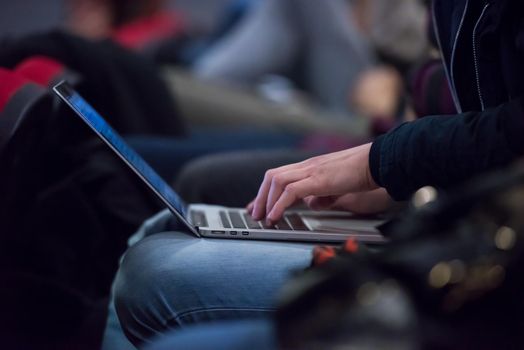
left=212, top=231, right=225, bottom=235
left=230, top=231, right=238, bottom=235
left=242, top=231, right=249, bottom=236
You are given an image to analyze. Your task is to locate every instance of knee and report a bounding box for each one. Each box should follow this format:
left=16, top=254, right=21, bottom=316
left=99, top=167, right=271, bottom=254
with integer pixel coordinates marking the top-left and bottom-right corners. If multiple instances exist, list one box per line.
left=114, top=235, right=160, bottom=305
left=113, top=233, right=189, bottom=343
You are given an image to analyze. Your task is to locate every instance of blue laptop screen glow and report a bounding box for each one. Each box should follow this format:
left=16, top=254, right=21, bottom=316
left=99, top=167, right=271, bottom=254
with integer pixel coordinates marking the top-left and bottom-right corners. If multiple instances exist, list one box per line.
left=66, top=92, right=189, bottom=218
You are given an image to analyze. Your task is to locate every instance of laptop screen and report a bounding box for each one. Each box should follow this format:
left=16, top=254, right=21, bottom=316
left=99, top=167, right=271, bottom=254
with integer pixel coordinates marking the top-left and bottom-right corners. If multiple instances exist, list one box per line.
left=53, top=82, right=196, bottom=234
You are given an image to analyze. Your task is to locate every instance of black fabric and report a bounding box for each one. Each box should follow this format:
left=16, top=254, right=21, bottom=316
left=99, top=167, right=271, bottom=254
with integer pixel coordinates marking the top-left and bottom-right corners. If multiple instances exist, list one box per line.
left=0, top=84, right=48, bottom=154
left=0, top=134, right=163, bottom=348
left=0, top=83, right=163, bottom=348
left=369, top=0, right=524, bottom=200
left=0, top=30, right=186, bottom=137
left=0, top=272, right=100, bottom=350
left=277, top=162, right=524, bottom=350
left=372, top=98, right=524, bottom=200
left=424, top=63, right=449, bottom=114
left=0, top=133, right=162, bottom=298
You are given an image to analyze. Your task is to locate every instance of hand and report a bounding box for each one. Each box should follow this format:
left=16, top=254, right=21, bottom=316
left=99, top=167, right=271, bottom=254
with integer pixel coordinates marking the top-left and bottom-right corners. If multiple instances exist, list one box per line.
left=248, top=143, right=378, bottom=224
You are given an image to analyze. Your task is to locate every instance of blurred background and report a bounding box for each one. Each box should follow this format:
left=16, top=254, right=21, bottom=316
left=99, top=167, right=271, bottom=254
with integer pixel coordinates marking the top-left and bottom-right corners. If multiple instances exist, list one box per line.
left=0, top=0, right=231, bottom=38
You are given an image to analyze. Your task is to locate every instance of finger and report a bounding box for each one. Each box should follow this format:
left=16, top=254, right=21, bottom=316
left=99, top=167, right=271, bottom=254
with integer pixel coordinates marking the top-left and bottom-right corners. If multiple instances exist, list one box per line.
left=252, top=163, right=307, bottom=220
left=266, top=177, right=319, bottom=224
left=266, top=169, right=306, bottom=217
left=246, top=200, right=255, bottom=214
left=252, top=170, right=274, bottom=220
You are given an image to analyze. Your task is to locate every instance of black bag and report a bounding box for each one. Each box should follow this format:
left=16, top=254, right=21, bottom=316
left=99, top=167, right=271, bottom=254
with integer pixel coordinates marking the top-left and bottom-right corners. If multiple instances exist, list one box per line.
left=276, top=161, right=524, bottom=350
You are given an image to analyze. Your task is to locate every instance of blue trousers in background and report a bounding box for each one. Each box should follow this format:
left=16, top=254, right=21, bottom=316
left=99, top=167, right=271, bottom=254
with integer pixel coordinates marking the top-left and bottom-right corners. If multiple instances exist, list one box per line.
left=126, top=128, right=302, bottom=182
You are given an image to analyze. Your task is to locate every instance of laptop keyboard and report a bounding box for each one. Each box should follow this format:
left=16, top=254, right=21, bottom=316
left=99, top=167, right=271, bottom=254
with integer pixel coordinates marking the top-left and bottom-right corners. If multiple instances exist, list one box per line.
left=227, top=211, right=245, bottom=229
left=191, top=210, right=310, bottom=231
left=224, top=211, right=309, bottom=231
left=190, top=210, right=208, bottom=227
left=219, top=211, right=231, bottom=228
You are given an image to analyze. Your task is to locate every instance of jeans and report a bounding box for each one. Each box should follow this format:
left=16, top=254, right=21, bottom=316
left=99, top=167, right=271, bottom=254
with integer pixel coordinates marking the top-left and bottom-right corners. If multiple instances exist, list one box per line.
left=111, top=210, right=314, bottom=347
left=145, top=319, right=276, bottom=350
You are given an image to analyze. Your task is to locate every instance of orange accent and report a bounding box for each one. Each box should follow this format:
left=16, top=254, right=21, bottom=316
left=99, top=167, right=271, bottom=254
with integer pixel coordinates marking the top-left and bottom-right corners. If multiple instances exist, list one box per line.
left=344, top=239, right=359, bottom=253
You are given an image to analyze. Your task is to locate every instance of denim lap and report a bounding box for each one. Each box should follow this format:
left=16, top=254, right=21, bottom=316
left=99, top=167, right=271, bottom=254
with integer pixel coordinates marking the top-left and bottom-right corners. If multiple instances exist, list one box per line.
left=113, top=226, right=313, bottom=345
left=145, top=319, right=277, bottom=350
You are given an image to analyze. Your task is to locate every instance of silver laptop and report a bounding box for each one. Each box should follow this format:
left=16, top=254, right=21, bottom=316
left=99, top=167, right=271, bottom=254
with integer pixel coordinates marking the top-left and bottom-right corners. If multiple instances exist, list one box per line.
left=53, top=81, right=386, bottom=243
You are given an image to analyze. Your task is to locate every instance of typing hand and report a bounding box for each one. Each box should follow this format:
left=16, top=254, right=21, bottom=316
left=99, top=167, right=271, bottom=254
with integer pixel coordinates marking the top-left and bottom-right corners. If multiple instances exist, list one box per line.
left=248, top=143, right=378, bottom=225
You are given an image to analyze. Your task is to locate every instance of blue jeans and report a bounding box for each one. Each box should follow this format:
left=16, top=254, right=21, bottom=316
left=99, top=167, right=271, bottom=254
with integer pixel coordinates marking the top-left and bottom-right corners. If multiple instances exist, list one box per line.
left=145, top=319, right=276, bottom=350
left=110, top=210, right=313, bottom=347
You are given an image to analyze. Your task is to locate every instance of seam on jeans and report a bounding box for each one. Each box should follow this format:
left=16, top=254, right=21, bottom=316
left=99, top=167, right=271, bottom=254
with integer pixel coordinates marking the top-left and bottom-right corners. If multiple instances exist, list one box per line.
left=167, top=306, right=277, bottom=325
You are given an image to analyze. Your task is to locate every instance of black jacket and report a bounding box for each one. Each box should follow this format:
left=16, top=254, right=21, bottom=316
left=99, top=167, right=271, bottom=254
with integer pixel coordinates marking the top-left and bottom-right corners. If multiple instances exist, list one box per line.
left=370, top=0, right=524, bottom=200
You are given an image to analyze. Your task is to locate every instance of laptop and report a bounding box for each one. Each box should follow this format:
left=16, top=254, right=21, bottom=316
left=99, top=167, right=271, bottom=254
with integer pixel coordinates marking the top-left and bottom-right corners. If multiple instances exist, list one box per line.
left=53, top=81, right=387, bottom=243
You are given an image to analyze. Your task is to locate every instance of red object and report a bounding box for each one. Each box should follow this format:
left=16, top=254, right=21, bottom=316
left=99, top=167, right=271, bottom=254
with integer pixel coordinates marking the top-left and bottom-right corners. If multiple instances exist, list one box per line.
left=313, top=246, right=336, bottom=265
left=112, top=11, right=185, bottom=50
left=15, top=56, right=65, bottom=87
left=343, top=239, right=359, bottom=254
left=0, top=68, right=30, bottom=112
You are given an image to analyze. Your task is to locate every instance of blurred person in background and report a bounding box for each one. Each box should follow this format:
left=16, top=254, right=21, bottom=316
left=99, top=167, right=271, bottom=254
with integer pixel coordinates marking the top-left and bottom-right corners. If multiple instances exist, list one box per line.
left=194, top=0, right=429, bottom=120
left=65, top=0, right=187, bottom=51
left=66, top=0, right=170, bottom=38
left=62, top=0, right=430, bottom=125
left=61, top=0, right=431, bottom=134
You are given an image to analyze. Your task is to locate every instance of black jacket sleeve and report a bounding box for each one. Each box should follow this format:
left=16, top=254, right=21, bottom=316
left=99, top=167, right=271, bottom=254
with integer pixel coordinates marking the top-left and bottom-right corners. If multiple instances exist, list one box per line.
left=369, top=96, right=524, bottom=200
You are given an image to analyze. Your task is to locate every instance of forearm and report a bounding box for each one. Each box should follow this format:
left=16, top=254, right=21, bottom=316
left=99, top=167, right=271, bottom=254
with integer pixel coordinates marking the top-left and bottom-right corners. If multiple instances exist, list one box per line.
left=370, top=97, right=524, bottom=200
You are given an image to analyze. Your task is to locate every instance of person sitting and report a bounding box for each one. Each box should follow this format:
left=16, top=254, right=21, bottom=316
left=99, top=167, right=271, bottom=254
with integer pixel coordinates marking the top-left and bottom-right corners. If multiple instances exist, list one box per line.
left=110, top=0, right=524, bottom=348
left=194, top=0, right=429, bottom=117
